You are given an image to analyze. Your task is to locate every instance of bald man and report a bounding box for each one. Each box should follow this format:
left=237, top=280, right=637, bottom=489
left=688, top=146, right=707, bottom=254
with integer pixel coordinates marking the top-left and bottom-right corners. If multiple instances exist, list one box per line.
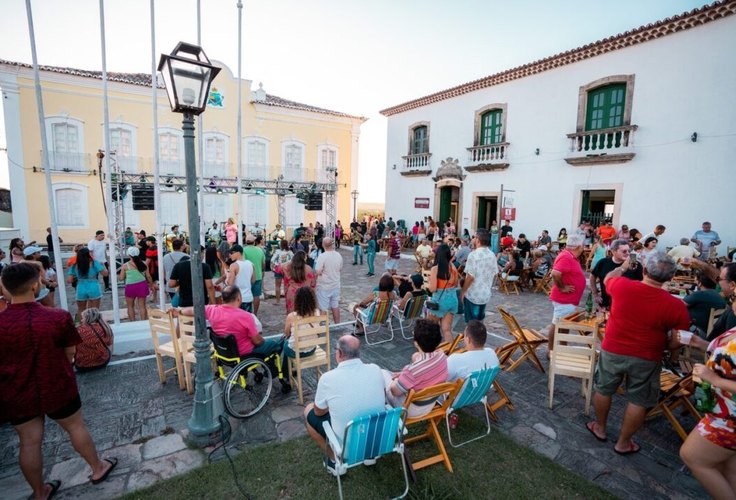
left=304, top=335, right=385, bottom=475
left=315, top=237, right=343, bottom=323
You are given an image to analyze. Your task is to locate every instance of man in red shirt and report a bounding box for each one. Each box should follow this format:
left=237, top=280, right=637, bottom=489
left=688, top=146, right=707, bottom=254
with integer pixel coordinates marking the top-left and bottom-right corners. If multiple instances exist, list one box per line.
left=0, top=263, right=116, bottom=498
left=547, top=234, right=586, bottom=352
left=586, top=253, right=690, bottom=454
left=597, top=220, right=617, bottom=246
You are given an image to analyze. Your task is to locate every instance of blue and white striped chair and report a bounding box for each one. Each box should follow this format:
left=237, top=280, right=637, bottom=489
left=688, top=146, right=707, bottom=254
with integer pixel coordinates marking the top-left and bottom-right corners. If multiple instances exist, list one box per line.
left=445, top=366, right=500, bottom=448
left=323, top=407, right=409, bottom=500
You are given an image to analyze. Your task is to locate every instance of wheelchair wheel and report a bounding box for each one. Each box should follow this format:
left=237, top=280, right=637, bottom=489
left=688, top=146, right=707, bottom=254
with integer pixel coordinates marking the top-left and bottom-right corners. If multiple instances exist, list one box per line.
left=224, top=358, right=273, bottom=418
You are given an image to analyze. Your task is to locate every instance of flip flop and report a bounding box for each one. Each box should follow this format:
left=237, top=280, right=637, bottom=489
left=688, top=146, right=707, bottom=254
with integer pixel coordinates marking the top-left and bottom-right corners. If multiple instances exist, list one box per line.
left=585, top=422, right=608, bottom=442
left=614, top=442, right=641, bottom=455
left=28, top=480, right=61, bottom=500
left=90, top=457, right=118, bottom=485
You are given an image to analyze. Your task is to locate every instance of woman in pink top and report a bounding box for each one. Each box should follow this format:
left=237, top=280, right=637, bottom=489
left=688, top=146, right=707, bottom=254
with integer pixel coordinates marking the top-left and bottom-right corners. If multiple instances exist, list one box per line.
left=225, top=218, right=238, bottom=245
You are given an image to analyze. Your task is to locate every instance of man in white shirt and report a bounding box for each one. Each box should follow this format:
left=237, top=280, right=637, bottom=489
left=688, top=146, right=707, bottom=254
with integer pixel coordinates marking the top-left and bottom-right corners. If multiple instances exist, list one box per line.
left=447, top=320, right=500, bottom=381
left=226, top=244, right=256, bottom=312
left=691, top=221, right=721, bottom=260
left=461, top=230, right=499, bottom=322
left=641, top=224, right=666, bottom=249
left=88, top=230, right=110, bottom=291
left=315, top=237, right=343, bottom=324
left=415, top=239, right=432, bottom=269
left=304, top=335, right=385, bottom=475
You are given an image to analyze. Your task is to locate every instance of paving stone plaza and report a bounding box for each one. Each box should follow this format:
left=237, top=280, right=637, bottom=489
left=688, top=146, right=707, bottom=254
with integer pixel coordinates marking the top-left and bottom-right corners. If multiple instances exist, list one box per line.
left=0, top=248, right=706, bottom=499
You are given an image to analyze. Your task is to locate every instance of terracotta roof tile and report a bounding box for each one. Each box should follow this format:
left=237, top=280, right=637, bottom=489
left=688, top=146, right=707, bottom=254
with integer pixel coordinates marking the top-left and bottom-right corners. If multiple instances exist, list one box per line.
left=255, top=94, right=366, bottom=120
left=380, top=0, right=736, bottom=116
left=0, top=59, right=364, bottom=120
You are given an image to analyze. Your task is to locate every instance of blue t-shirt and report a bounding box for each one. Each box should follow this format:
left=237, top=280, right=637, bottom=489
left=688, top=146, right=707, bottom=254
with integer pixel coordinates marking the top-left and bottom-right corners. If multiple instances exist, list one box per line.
left=68, top=260, right=105, bottom=280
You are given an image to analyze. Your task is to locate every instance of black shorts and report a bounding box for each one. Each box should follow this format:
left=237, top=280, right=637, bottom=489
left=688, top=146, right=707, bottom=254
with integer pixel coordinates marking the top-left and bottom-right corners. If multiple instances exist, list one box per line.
left=306, top=407, right=331, bottom=439
left=10, top=394, right=82, bottom=426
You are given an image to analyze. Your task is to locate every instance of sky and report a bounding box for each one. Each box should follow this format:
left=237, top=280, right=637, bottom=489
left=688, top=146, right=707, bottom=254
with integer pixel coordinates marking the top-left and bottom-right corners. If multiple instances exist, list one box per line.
left=0, top=0, right=710, bottom=202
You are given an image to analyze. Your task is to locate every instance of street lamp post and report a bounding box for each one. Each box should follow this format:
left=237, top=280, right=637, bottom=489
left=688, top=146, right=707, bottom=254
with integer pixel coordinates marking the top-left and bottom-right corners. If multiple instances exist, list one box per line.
left=158, top=42, right=222, bottom=447
left=351, top=189, right=359, bottom=221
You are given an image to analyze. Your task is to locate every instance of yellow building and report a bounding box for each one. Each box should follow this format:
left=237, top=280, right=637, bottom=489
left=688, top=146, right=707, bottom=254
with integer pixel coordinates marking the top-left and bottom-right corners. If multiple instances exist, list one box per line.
left=0, top=59, right=365, bottom=244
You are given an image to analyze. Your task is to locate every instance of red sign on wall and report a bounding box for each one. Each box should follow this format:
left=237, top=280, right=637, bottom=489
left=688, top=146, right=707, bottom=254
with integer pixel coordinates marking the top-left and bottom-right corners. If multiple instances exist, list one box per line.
left=415, top=197, right=430, bottom=209
left=501, top=207, right=516, bottom=221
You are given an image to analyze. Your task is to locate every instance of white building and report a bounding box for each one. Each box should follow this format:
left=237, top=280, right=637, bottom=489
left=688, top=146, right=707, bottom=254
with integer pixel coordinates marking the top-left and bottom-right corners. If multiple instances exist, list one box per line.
left=381, top=1, right=736, bottom=250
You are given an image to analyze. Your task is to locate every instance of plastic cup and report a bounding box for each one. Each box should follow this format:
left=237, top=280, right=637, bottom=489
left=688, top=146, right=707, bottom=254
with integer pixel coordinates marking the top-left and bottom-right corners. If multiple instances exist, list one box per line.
left=678, top=330, right=693, bottom=345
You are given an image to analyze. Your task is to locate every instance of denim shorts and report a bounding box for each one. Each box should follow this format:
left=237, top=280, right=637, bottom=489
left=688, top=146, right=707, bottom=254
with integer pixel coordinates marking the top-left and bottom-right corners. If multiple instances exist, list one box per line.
left=428, top=287, right=458, bottom=319
left=252, top=280, right=263, bottom=297
left=76, top=279, right=102, bottom=301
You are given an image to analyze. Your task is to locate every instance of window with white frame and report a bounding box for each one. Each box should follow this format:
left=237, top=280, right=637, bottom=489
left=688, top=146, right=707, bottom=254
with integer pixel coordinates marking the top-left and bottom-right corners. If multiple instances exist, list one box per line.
left=110, top=125, right=137, bottom=172
left=52, top=183, right=88, bottom=227
left=244, top=194, right=269, bottom=228
left=283, top=142, right=304, bottom=182
left=245, top=138, right=269, bottom=180
left=317, top=145, right=337, bottom=183
left=159, top=131, right=184, bottom=176
left=203, top=193, right=231, bottom=227
left=46, top=116, right=85, bottom=170
left=160, top=192, right=188, bottom=230
left=204, top=133, right=228, bottom=178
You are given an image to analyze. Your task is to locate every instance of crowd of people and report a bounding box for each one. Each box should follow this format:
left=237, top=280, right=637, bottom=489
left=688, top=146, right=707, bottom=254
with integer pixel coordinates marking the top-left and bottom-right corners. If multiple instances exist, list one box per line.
left=1, top=213, right=733, bottom=497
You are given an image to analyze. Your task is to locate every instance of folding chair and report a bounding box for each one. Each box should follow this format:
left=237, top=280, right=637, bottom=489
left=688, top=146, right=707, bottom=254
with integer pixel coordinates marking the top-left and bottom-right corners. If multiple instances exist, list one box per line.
left=548, top=332, right=597, bottom=415
left=438, top=334, right=465, bottom=356
left=403, top=380, right=463, bottom=473
left=353, top=299, right=394, bottom=345
left=707, top=307, right=727, bottom=335
left=391, top=294, right=427, bottom=340
left=446, top=366, right=500, bottom=447
left=323, top=407, right=409, bottom=500
left=498, top=273, right=520, bottom=295
left=287, top=314, right=331, bottom=405
left=497, top=306, right=548, bottom=373
left=533, top=271, right=553, bottom=294
left=148, top=308, right=185, bottom=390
left=486, top=379, right=514, bottom=422
left=646, top=372, right=701, bottom=441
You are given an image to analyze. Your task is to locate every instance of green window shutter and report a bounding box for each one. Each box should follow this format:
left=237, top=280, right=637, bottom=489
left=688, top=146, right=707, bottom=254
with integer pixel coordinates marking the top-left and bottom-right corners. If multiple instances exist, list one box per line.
left=412, top=126, right=428, bottom=154
left=480, top=109, right=503, bottom=145
left=585, top=83, right=626, bottom=131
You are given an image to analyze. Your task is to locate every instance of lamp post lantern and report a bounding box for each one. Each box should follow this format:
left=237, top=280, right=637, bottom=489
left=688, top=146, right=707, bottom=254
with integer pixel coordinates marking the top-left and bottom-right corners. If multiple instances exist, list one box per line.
left=351, top=189, right=359, bottom=221
left=158, top=42, right=222, bottom=446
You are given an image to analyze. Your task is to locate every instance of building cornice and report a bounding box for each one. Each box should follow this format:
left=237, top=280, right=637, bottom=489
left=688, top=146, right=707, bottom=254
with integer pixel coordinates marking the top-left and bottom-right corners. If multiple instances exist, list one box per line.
left=379, top=0, right=736, bottom=116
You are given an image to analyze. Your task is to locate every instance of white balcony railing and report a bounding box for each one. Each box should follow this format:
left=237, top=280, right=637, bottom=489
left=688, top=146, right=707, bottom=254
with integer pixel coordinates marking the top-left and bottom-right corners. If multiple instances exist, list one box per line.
left=567, top=125, right=637, bottom=153
left=159, top=158, right=185, bottom=176
left=466, top=143, right=508, bottom=165
left=401, top=152, right=432, bottom=172
left=281, top=166, right=304, bottom=182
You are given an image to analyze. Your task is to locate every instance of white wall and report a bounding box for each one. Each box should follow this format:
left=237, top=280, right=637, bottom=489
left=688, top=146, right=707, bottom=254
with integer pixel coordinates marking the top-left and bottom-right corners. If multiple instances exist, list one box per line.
left=385, top=17, right=736, bottom=250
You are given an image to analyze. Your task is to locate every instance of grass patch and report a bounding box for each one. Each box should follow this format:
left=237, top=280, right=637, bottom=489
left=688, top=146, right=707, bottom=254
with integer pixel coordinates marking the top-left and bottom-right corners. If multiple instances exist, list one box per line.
left=124, top=412, right=615, bottom=499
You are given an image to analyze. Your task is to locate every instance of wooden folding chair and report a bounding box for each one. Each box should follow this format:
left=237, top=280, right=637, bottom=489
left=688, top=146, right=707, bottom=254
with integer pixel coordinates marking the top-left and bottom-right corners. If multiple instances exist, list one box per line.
left=438, top=334, right=465, bottom=355
left=707, top=307, right=727, bottom=334
left=287, top=314, right=331, bottom=405
left=533, top=271, right=553, bottom=294
left=403, top=380, right=464, bottom=473
left=498, top=273, right=520, bottom=295
left=548, top=332, right=597, bottom=415
left=646, top=372, right=701, bottom=441
left=486, top=379, right=514, bottom=422
left=497, top=306, right=548, bottom=373
left=354, top=299, right=394, bottom=345
left=148, top=308, right=185, bottom=390
left=391, top=294, right=427, bottom=340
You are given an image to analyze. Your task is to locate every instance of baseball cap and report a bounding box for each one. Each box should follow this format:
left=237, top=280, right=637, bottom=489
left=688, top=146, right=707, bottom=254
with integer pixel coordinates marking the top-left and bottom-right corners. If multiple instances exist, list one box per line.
left=23, top=245, right=43, bottom=257
left=127, top=247, right=140, bottom=257
left=230, top=244, right=243, bottom=254
left=245, top=235, right=255, bottom=244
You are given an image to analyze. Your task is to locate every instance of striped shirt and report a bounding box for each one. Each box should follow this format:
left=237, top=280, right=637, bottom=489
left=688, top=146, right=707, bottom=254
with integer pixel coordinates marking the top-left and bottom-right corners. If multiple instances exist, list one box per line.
left=396, top=350, right=448, bottom=395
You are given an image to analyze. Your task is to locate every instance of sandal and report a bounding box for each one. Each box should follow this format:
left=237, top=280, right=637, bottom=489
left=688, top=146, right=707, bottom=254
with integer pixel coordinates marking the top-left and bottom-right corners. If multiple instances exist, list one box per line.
left=28, top=480, right=61, bottom=500
left=585, top=422, right=607, bottom=442
left=614, top=442, right=641, bottom=455
left=90, top=457, right=118, bottom=485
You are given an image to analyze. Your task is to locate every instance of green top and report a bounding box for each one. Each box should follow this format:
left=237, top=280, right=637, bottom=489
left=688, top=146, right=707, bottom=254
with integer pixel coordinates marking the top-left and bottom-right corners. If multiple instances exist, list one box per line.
left=243, top=246, right=265, bottom=281
left=124, top=263, right=147, bottom=285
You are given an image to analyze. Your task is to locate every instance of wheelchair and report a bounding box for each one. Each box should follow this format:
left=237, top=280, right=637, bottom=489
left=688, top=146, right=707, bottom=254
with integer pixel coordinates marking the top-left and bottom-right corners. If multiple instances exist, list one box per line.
left=209, top=328, right=291, bottom=418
